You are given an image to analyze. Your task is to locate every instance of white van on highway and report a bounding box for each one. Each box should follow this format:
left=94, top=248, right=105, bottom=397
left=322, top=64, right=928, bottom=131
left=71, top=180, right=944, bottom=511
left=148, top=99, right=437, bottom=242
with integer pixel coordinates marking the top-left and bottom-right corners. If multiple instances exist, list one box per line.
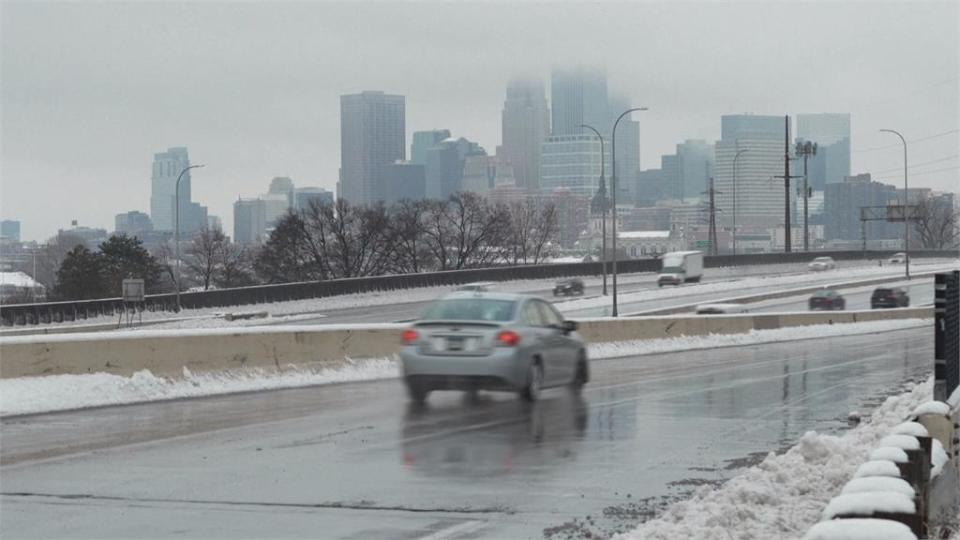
left=657, top=251, right=704, bottom=287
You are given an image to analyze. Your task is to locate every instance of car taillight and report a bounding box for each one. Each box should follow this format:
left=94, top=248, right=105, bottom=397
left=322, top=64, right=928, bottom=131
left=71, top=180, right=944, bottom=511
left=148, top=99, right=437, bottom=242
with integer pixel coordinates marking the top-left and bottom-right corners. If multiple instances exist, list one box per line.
left=401, top=329, right=418, bottom=344
left=496, top=330, right=520, bottom=347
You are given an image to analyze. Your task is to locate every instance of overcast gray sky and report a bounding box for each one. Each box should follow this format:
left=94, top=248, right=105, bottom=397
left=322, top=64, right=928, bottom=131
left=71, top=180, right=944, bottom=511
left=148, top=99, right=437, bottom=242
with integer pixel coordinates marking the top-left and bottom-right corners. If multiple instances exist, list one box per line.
left=2, top=0, right=958, bottom=242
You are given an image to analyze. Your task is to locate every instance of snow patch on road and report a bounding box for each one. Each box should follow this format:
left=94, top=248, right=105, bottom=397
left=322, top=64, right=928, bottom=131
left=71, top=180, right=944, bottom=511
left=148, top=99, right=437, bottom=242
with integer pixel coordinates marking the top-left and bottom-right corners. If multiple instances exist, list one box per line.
left=613, top=376, right=933, bottom=540
left=0, top=359, right=399, bottom=417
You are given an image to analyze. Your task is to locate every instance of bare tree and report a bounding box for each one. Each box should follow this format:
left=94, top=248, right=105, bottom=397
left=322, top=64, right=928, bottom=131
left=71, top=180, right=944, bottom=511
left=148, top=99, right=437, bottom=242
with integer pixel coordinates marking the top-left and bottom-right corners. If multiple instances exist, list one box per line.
left=33, top=233, right=87, bottom=290
left=150, top=240, right=178, bottom=293
left=186, top=227, right=227, bottom=290
left=503, top=200, right=559, bottom=265
left=216, top=242, right=257, bottom=288
left=386, top=199, right=434, bottom=273
left=422, top=193, right=507, bottom=270
left=912, top=194, right=958, bottom=249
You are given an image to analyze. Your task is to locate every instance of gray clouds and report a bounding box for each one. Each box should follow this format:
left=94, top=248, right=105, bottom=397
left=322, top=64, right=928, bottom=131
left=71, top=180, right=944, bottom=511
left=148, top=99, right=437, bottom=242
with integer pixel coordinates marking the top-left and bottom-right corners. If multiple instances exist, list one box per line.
left=2, top=1, right=957, bottom=241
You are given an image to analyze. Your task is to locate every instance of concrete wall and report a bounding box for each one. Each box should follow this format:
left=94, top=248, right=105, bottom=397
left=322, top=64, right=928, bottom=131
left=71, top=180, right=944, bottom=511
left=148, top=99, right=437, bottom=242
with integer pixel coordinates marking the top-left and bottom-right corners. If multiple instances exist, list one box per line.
left=0, top=308, right=932, bottom=380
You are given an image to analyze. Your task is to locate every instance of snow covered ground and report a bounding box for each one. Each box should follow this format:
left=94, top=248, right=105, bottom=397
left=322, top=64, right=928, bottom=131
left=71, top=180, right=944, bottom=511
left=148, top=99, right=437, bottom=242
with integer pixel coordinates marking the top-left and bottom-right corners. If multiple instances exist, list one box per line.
left=0, top=317, right=928, bottom=417
left=613, top=376, right=935, bottom=540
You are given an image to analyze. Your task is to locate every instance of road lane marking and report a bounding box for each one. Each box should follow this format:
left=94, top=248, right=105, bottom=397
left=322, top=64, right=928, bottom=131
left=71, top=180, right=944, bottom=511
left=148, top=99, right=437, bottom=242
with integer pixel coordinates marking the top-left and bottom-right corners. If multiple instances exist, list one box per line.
left=419, top=520, right=486, bottom=540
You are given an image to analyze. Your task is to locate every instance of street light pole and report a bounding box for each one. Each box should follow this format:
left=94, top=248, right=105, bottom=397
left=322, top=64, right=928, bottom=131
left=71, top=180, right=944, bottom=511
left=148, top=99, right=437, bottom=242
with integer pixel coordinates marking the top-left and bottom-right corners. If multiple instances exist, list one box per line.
left=611, top=106, right=648, bottom=317
left=732, top=149, right=748, bottom=256
left=175, top=164, right=205, bottom=312
left=795, top=141, right=817, bottom=252
left=879, top=129, right=909, bottom=280
left=580, top=124, right=607, bottom=295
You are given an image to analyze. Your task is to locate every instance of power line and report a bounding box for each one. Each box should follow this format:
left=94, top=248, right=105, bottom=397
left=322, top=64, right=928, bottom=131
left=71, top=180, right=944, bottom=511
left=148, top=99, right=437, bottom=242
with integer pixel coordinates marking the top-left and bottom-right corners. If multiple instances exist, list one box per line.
left=906, top=165, right=960, bottom=178
left=853, top=129, right=959, bottom=153
left=873, top=153, right=959, bottom=175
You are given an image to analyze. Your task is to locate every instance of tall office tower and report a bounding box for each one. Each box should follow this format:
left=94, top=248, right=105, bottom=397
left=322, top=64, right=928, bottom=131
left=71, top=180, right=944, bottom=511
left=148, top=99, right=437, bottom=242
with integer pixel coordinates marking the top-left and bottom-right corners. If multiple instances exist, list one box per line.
left=340, top=91, right=405, bottom=205
left=267, top=177, right=296, bottom=209
left=675, top=139, right=715, bottom=202
left=233, top=197, right=267, bottom=245
left=425, top=137, right=486, bottom=199
left=150, top=147, right=192, bottom=232
left=607, top=94, right=640, bottom=201
left=824, top=173, right=899, bottom=241
left=539, top=134, right=608, bottom=197
left=797, top=113, right=851, bottom=189
left=715, top=115, right=787, bottom=229
left=1, top=220, right=21, bottom=242
left=501, top=78, right=549, bottom=190
left=114, top=211, right=153, bottom=236
left=294, top=187, right=334, bottom=213
left=550, top=67, right=608, bottom=136
left=411, top=130, right=451, bottom=166
left=384, top=161, right=427, bottom=203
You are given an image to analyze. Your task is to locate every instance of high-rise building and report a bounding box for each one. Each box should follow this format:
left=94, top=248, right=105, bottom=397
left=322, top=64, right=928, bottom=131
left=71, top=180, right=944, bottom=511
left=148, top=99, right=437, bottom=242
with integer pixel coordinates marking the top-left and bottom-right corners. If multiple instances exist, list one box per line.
left=501, top=79, right=549, bottom=191
left=207, top=215, right=223, bottom=231
left=1, top=220, right=21, bottom=242
left=607, top=94, right=640, bottom=201
left=150, top=147, right=193, bottom=232
left=233, top=198, right=267, bottom=245
left=340, top=91, right=405, bottom=205
left=294, top=187, right=334, bottom=212
left=715, top=115, right=787, bottom=229
left=411, top=130, right=451, bottom=165
left=384, top=162, right=427, bottom=202
left=114, top=211, right=153, bottom=236
left=268, top=177, right=296, bottom=208
left=425, top=137, right=486, bottom=199
left=550, top=67, right=608, bottom=136
left=539, top=134, right=609, bottom=197
left=824, top=173, right=899, bottom=242
left=797, top=113, right=851, bottom=188
left=675, top=139, right=715, bottom=203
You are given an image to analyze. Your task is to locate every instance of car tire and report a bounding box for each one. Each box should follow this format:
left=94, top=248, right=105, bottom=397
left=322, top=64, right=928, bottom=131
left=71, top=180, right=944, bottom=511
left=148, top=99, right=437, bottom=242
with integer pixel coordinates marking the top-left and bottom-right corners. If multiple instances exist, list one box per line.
left=569, top=355, right=588, bottom=394
left=521, top=363, right=543, bottom=402
left=406, top=381, right=429, bottom=404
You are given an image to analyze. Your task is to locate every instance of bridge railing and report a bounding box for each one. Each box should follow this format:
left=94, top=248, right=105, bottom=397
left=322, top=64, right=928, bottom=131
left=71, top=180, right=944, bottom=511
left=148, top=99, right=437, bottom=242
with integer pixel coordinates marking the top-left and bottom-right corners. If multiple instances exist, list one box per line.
left=1, top=249, right=953, bottom=327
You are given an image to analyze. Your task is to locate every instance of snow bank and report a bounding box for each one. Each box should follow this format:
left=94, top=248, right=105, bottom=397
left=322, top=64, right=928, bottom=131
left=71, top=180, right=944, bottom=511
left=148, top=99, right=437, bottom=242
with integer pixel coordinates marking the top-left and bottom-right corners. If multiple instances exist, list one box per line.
left=588, top=318, right=927, bottom=360
left=931, top=438, right=949, bottom=478
left=868, top=447, right=909, bottom=463
left=613, top=377, right=933, bottom=540
left=821, top=492, right=915, bottom=519
left=876, top=434, right=921, bottom=451
left=840, top=477, right=915, bottom=498
left=0, top=359, right=399, bottom=417
left=853, top=460, right=902, bottom=479
left=890, top=421, right=929, bottom=438
left=802, top=518, right=916, bottom=540
left=912, top=401, right=950, bottom=417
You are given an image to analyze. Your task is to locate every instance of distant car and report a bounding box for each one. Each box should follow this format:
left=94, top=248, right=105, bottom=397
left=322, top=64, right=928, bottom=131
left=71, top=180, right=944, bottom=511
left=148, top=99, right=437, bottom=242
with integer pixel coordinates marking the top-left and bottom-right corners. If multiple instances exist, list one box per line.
left=808, top=257, right=836, bottom=271
left=695, top=303, right=749, bottom=315
left=399, top=292, right=588, bottom=403
left=553, top=278, right=584, bottom=297
left=457, top=282, right=495, bottom=292
left=871, top=287, right=910, bottom=309
left=888, top=252, right=907, bottom=264
left=809, top=289, right=846, bottom=311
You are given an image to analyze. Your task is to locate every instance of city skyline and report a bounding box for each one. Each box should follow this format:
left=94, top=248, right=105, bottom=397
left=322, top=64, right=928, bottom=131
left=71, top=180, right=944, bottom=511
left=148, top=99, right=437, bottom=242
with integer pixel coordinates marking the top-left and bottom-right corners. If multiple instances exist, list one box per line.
left=2, top=1, right=957, bottom=241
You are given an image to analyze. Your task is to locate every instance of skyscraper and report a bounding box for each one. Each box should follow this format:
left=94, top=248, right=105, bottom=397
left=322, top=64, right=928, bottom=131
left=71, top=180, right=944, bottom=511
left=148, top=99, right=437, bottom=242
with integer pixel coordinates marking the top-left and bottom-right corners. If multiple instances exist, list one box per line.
left=501, top=79, right=549, bottom=190
left=797, top=113, right=851, bottom=188
left=411, top=130, right=451, bottom=165
left=340, top=91, right=405, bottom=205
left=425, top=137, right=486, bottom=199
left=550, top=67, right=608, bottom=136
left=675, top=139, right=715, bottom=202
left=233, top=197, right=267, bottom=245
left=539, top=134, right=608, bottom=197
left=150, top=147, right=191, bottom=232
left=715, top=115, right=786, bottom=229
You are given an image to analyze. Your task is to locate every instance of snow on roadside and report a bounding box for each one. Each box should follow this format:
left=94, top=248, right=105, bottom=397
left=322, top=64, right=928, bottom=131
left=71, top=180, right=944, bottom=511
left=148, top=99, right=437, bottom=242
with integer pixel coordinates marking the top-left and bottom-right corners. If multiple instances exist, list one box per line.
left=612, top=377, right=933, bottom=540
left=0, top=359, right=400, bottom=417
left=1, top=318, right=929, bottom=417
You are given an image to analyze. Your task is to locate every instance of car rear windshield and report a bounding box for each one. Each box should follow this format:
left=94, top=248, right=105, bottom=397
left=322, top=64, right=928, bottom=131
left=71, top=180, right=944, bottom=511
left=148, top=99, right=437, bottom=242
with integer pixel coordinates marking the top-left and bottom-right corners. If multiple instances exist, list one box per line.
left=813, top=290, right=834, bottom=297
left=814, top=258, right=831, bottom=263
left=873, top=288, right=893, bottom=296
left=421, top=298, right=516, bottom=322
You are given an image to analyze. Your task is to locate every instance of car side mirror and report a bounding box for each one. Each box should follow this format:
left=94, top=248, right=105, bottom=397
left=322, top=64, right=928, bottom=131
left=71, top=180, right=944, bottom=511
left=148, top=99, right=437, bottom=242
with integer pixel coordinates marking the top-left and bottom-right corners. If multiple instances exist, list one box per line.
left=562, top=320, right=578, bottom=334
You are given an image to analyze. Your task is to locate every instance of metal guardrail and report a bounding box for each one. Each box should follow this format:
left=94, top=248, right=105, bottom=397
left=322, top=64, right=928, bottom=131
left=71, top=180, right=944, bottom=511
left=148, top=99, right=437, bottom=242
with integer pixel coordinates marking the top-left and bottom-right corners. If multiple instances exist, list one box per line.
left=1, top=249, right=955, bottom=327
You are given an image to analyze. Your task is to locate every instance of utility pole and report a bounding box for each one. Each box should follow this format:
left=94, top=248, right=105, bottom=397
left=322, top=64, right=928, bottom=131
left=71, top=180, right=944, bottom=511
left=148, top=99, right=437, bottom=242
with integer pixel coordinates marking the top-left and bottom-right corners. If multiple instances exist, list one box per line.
left=795, top=141, right=817, bottom=252
left=703, top=174, right=720, bottom=256
left=772, top=116, right=802, bottom=253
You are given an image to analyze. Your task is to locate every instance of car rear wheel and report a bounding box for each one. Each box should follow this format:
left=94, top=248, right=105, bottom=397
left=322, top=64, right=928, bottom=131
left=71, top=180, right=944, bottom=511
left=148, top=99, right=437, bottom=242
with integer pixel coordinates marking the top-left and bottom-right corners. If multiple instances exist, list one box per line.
left=406, top=381, right=430, bottom=404
left=521, top=363, right=543, bottom=402
left=569, top=355, right=588, bottom=394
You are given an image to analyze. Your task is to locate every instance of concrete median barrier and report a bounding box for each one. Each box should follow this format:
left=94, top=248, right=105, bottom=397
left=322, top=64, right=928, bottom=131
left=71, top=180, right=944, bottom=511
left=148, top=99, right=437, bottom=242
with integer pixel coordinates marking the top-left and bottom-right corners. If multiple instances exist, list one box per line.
left=0, top=307, right=933, bottom=379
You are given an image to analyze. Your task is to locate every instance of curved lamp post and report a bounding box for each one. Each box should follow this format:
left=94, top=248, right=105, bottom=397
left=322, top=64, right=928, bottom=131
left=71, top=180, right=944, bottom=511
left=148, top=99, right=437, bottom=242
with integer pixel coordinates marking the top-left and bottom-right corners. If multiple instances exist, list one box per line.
left=580, top=124, right=608, bottom=295
left=611, top=106, right=648, bottom=317
left=175, top=164, right=205, bottom=311
left=879, top=129, right=909, bottom=280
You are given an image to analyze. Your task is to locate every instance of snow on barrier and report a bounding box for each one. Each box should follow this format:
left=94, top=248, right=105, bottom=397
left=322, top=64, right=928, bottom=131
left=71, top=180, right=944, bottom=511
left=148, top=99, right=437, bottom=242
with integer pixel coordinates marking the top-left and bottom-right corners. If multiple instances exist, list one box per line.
left=803, top=398, right=959, bottom=539
left=0, top=307, right=933, bottom=379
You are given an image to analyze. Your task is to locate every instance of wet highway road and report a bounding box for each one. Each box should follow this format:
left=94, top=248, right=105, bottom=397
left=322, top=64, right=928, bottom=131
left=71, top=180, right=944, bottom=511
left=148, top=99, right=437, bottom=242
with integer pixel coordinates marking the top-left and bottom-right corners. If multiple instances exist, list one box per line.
left=750, top=278, right=935, bottom=313
left=0, top=326, right=933, bottom=539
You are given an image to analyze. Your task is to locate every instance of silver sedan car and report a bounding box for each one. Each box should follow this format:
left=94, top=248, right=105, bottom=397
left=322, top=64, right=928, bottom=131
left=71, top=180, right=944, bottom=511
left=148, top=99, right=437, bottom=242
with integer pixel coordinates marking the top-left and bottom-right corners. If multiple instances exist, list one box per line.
left=399, top=292, right=589, bottom=403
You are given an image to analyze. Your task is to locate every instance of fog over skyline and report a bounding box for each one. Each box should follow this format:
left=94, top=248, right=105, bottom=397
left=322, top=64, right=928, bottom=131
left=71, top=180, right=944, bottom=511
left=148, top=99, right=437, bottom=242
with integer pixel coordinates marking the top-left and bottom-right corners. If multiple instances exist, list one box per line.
left=2, top=0, right=957, bottom=242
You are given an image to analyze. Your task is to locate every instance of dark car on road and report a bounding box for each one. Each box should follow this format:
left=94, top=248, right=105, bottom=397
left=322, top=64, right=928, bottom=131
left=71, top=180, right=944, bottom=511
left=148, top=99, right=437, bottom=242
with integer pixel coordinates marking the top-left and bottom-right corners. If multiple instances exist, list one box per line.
left=871, top=287, right=910, bottom=309
left=553, top=278, right=584, bottom=297
left=809, top=289, right=846, bottom=311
